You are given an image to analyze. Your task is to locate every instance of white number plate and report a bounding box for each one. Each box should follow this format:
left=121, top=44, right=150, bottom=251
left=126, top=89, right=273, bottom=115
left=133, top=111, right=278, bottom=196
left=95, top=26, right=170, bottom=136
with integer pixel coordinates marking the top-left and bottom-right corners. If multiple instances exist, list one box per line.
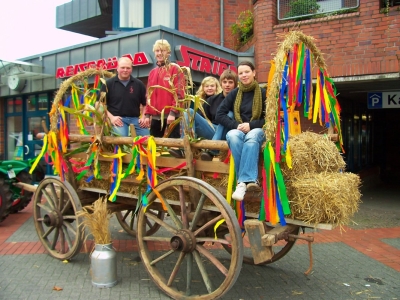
left=7, top=169, right=16, bottom=179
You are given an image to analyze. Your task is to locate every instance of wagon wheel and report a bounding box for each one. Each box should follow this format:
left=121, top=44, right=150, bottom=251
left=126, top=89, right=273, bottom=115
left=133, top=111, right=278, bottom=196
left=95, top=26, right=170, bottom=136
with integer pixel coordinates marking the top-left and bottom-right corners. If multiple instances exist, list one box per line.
left=10, top=171, right=34, bottom=213
left=222, top=223, right=300, bottom=265
left=0, top=185, right=11, bottom=222
left=115, top=208, right=165, bottom=237
left=33, top=177, right=84, bottom=260
left=137, top=176, right=243, bottom=300
left=0, top=177, right=13, bottom=222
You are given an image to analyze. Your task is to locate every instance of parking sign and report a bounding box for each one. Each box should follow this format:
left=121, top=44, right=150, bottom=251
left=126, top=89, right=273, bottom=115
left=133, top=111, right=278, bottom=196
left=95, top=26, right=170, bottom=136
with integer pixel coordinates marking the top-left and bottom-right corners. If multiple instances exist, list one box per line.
left=368, top=92, right=400, bottom=109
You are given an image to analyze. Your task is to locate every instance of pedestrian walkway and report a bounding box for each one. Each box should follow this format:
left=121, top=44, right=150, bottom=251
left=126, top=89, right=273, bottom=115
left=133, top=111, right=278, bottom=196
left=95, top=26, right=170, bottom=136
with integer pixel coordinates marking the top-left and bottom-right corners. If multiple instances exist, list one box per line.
left=0, top=184, right=399, bottom=299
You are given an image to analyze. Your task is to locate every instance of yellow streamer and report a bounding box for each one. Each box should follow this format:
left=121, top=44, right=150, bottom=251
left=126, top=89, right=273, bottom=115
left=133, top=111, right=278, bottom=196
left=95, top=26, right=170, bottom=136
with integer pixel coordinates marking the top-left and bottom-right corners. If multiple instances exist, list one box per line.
left=29, top=134, right=48, bottom=174
left=226, top=155, right=235, bottom=205
left=214, top=219, right=226, bottom=240
left=313, top=73, right=321, bottom=123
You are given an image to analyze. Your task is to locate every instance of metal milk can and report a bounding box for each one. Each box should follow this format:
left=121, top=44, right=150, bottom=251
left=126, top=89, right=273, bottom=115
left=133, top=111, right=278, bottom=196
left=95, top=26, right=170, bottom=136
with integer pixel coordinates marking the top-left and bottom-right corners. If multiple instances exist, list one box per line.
left=90, top=243, right=117, bottom=288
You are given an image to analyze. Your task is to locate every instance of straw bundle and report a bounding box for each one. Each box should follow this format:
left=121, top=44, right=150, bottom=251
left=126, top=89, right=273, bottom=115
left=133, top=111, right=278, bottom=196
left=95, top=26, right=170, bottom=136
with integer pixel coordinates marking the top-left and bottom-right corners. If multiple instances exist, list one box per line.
left=265, top=31, right=327, bottom=143
left=50, top=68, right=115, bottom=132
left=77, top=197, right=113, bottom=244
left=286, top=172, right=361, bottom=227
left=281, top=132, right=346, bottom=178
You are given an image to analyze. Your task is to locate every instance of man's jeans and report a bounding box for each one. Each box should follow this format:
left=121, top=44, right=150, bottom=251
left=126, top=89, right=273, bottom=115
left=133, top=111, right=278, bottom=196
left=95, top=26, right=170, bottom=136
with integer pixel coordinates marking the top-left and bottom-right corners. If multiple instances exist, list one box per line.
left=226, top=128, right=266, bottom=183
left=112, top=117, right=150, bottom=137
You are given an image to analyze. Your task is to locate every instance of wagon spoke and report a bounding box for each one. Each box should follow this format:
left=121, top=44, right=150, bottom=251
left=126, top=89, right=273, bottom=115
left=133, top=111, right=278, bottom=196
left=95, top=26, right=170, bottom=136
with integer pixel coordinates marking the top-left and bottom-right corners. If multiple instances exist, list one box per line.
left=194, top=214, right=224, bottom=236
left=160, top=196, right=183, bottom=230
left=42, top=226, right=55, bottom=239
left=36, top=202, right=52, bottom=214
left=41, top=189, right=55, bottom=210
left=48, top=183, right=58, bottom=207
left=178, top=186, right=189, bottom=229
left=60, top=198, right=72, bottom=215
left=59, top=187, right=65, bottom=211
left=60, top=229, right=66, bottom=254
left=196, top=244, right=228, bottom=276
left=50, top=228, right=59, bottom=250
left=186, top=253, right=193, bottom=296
left=193, top=250, right=214, bottom=293
left=142, top=236, right=170, bottom=242
left=167, top=252, right=185, bottom=287
left=145, top=211, right=177, bottom=234
left=190, top=193, right=206, bottom=231
left=196, top=237, right=230, bottom=245
left=150, top=250, right=175, bottom=266
left=63, top=221, right=77, bottom=236
left=61, top=225, right=73, bottom=249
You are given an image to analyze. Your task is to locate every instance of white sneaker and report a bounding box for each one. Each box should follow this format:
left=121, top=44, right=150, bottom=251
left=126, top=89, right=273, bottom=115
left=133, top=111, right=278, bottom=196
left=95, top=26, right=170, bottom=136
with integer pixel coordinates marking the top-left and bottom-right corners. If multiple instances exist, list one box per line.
left=232, top=182, right=247, bottom=201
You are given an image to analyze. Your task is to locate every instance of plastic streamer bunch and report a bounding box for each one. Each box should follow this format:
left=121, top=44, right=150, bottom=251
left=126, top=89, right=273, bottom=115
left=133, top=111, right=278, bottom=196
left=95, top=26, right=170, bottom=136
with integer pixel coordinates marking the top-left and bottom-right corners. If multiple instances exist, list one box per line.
left=29, top=69, right=113, bottom=179
left=261, top=31, right=344, bottom=225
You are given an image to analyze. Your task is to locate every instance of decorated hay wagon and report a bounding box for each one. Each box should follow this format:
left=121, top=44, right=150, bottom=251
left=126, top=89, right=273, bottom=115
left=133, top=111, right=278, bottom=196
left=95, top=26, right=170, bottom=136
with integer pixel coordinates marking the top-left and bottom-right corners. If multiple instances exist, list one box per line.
left=16, top=31, right=361, bottom=300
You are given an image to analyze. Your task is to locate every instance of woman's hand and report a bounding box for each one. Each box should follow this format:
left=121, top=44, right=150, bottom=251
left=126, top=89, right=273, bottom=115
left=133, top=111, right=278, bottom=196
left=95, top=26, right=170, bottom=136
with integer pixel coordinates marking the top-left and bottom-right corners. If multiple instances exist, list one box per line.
left=237, top=123, right=250, bottom=133
left=167, top=114, right=175, bottom=125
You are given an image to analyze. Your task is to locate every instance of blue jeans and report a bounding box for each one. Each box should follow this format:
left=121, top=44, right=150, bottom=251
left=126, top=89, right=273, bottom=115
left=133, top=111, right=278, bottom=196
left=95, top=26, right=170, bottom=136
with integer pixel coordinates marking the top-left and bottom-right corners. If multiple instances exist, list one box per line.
left=183, top=108, right=216, bottom=139
left=209, top=111, right=233, bottom=155
left=226, top=128, right=266, bottom=183
left=112, top=117, right=150, bottom=137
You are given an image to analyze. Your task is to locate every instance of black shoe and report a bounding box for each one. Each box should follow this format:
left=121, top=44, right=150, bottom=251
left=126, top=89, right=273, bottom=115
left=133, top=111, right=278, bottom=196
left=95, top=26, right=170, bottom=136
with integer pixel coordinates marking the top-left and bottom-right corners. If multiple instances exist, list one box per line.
left=169, top=149, right=185, bottom=158
left=200, top=151, right=213, bottom=161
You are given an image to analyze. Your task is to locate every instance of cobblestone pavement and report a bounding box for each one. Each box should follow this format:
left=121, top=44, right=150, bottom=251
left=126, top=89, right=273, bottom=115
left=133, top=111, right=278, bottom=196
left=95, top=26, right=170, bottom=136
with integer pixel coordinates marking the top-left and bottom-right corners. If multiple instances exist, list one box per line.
left=0, top=186, right=399, bottom=300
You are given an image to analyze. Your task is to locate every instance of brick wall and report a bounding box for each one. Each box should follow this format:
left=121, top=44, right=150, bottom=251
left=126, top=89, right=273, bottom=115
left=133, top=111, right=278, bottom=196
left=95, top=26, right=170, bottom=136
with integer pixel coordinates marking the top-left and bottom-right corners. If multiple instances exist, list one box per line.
left=0, top=99, right=3, bottom=160
left=253, top=0, right=400, bottom=83
left=178, top=0, right=251, bottom=49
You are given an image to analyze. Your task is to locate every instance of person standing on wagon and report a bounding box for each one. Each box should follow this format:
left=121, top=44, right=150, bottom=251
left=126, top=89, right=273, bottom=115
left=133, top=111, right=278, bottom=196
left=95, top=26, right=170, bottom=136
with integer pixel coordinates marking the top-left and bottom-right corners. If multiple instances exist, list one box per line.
left=215, top=61, right=266, bottom=201
left=143, top=39, right=185, bottom=138
left=101, top=57, right=149, bottom=137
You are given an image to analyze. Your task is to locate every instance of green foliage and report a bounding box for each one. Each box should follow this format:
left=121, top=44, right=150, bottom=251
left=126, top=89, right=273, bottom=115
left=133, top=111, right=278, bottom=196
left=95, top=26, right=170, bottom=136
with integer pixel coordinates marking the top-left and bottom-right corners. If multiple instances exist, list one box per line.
left=230, top=10, right=254, bottom=46
left=285, top=0, right=320, bottom=19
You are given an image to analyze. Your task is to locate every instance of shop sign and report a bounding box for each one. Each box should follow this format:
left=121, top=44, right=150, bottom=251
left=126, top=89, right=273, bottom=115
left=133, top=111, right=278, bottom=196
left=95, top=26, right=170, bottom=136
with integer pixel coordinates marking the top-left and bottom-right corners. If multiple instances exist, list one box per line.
left=55, top=52, right=151, bottom=79
left=175, top=45, right=237, bottom=76
left=368, top=91, right=400, bottom=109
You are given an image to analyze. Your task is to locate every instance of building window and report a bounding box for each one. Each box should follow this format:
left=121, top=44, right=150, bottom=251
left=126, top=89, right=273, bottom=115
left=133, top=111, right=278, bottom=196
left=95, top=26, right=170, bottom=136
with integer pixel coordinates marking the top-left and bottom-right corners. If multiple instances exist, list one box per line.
left=277, top=0, right=360, bottom=21
left=115, top=0, right=177, bottom=30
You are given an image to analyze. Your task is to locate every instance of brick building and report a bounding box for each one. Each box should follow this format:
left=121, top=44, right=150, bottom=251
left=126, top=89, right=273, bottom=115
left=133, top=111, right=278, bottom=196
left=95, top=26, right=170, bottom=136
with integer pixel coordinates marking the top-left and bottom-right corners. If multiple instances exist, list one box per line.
left=1, top=0, right=399, bottom=183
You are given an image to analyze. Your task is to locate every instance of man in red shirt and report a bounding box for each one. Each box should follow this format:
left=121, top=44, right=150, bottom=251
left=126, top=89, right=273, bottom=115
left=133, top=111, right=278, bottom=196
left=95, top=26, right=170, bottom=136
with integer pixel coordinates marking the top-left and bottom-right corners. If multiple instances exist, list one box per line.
left=143, top=39, right=185, bottom=137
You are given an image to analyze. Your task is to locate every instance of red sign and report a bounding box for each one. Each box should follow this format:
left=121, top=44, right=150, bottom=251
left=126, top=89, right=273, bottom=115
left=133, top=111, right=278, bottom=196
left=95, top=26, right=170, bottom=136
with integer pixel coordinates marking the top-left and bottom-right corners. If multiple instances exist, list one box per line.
left=55, top=52, right=151, bottom=79
left=175, top=45, right=237, bottom=76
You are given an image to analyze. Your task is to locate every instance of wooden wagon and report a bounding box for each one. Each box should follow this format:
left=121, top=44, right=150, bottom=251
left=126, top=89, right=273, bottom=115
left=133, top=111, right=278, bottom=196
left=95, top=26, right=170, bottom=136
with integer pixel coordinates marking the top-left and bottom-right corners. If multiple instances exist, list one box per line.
left=14, top=31, right=358, bottom=300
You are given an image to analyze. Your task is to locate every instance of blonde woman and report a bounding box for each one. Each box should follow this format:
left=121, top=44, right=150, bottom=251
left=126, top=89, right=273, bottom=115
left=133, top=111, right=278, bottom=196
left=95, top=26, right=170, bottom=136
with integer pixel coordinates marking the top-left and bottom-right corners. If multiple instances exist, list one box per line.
left=196, top=76, right=222, bottom=100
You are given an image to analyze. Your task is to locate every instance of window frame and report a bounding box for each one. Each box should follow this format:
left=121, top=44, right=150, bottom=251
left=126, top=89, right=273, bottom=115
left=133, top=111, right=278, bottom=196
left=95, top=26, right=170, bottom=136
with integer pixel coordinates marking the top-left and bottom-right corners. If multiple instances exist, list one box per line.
left=112, top=0, right=178, bottom=31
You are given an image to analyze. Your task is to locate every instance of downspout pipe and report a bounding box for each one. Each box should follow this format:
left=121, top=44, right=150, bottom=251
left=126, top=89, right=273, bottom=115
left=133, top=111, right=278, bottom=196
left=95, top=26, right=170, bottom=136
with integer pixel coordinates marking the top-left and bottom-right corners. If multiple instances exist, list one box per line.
left=220, top=0, right=224, bottom=46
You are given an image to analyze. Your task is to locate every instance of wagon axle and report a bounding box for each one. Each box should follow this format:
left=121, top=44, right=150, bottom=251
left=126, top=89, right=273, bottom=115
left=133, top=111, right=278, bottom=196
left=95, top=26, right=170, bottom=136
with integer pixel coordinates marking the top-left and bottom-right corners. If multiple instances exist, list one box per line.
left=43, top=211, right=63, bottom=228
left=170, top=229, right=196, bottom=253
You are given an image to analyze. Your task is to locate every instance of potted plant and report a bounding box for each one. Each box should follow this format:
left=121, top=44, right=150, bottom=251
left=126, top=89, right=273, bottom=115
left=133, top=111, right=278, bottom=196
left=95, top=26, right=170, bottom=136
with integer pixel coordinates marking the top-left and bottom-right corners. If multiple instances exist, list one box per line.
left=78, top=197, right=117, bottom=288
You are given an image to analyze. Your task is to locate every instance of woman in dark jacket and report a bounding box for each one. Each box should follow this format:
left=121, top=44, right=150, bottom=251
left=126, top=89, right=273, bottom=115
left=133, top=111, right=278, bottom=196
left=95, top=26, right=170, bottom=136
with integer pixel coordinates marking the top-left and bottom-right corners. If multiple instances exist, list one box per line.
left=216, top=61, right=266, bottom=201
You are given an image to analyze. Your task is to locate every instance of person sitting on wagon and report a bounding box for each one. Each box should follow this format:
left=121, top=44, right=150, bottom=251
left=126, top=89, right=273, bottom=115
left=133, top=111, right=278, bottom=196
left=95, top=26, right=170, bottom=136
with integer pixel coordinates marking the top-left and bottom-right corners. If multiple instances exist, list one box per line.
left=215, top=61, right=266, bottom=201
left=169, top=70, right=238, bottom=160
left=143, top=39, right=185, bottom=138
left=196, top=76, right=222, bottom=101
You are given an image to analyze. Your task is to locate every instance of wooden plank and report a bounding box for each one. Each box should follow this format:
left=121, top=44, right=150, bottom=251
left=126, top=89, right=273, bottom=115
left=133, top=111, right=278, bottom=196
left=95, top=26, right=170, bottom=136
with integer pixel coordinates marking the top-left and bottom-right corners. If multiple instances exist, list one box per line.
left=243, top=219, right=273, bottom=264
left=261, top=225, right=295, bottom=246
left=13, top=182, right=38, bottom=193
left=68, top=134, right=229, bottom=150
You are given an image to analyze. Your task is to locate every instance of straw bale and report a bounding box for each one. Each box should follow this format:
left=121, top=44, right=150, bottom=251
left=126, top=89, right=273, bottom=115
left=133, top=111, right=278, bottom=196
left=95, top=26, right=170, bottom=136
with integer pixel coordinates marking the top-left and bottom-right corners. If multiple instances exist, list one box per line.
left=286, top=172, right=361, bottom=227
left=281, top=132, right=345, bottom=178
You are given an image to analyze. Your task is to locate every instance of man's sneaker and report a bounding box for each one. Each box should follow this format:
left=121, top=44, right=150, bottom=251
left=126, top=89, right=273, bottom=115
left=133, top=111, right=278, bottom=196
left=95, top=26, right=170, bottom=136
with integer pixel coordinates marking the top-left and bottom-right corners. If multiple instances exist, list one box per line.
left=246, top=181, right=261, bottom=192
left=200, top=151, right=213, bottom=161
left=169, top=149, right=185, bottom=158
left=232, top=182, right=247, bottom=201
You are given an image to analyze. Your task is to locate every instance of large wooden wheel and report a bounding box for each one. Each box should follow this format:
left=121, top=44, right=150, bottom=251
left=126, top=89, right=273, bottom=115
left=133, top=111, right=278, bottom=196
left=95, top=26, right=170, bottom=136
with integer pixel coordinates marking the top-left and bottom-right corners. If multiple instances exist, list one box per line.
left=33, top=177, right=84, bottom=260
left=115, top=208, right=165, bottom=237
left=137, top=176, right=243, bottom=300
left=222, top=223, right=300, bottom=265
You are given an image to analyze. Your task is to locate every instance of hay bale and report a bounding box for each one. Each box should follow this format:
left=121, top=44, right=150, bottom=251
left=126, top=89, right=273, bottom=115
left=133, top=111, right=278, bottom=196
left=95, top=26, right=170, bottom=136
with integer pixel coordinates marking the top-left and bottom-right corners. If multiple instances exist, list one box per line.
left=286, top=172, right=361, bottom=227
left=281, top=132, right=345, bottom=178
